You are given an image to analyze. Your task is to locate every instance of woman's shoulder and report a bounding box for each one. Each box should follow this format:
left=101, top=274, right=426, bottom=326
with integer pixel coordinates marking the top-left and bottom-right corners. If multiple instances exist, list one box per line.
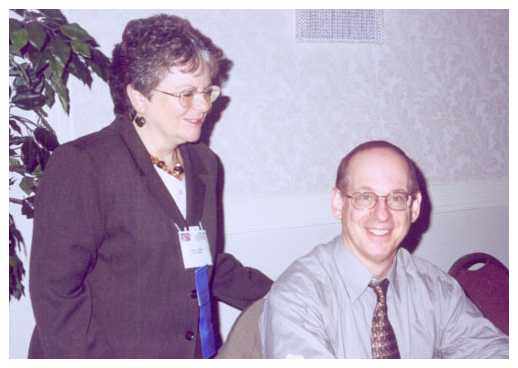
left=65, top=122, right=120, bottom=154
left=185, top=142, right=220, bottom=174
left=186, top=141, right=217, bottom=159
left=45, top=121, right=124, bottom=174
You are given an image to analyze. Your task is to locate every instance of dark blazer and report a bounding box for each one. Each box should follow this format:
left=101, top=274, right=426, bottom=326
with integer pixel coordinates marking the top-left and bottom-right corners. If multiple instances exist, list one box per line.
left=28, top=116, right=272, bottom=358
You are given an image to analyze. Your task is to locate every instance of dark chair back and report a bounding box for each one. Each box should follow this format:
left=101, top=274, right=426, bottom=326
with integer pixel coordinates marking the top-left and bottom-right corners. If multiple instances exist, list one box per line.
left=449, top=252, right=508, bottom=335
left=216, top=299, right=264, bottom=358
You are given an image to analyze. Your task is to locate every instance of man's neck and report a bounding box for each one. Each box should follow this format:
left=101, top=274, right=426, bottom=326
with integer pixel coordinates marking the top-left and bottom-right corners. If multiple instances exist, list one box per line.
left=341, top=236, right=397, bottom=279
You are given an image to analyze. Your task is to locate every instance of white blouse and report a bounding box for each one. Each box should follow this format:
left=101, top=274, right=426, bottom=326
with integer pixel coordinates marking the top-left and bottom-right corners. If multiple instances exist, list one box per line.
left=153, top=166, right=186, bottom=219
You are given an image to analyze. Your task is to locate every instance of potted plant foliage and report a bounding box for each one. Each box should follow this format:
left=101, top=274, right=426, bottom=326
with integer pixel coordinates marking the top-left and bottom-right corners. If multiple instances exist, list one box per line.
left=9, top=9, right=110, bottom=300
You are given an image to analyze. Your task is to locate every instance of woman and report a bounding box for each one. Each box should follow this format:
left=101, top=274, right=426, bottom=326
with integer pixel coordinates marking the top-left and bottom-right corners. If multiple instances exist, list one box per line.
left=28, top=13, right=272, bottom=358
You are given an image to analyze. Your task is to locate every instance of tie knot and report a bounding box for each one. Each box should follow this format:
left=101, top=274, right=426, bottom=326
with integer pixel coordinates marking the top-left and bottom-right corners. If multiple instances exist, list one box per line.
left=369, top=279, right=389, bottom=302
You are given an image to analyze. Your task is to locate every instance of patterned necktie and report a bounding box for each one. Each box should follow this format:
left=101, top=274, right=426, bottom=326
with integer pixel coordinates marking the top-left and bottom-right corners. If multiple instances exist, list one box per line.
left=369, top=279, right=401, bottom=359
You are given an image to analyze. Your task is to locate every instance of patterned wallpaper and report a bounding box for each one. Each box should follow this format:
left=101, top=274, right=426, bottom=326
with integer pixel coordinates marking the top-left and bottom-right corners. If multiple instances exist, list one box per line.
left=63, top=9, right=509, bottom=197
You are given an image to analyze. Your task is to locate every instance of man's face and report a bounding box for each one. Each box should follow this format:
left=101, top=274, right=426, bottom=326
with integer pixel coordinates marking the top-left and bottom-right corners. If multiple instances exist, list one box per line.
left=332, top=147, right=422, bottom=276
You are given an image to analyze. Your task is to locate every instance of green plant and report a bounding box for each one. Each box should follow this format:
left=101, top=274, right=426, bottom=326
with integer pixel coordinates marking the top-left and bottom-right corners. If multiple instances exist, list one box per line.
left=9, top=9, right=110, bottom=300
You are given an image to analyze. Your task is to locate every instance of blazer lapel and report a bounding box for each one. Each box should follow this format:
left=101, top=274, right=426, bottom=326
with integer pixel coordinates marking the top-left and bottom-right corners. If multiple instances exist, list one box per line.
left=114, top=116, right=188, bottom=228
left=180, top=144, right=207, bottom=227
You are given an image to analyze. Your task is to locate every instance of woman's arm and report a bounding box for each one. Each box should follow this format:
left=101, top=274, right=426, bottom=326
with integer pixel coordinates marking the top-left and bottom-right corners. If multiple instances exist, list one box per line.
left=29, top=144, right=109, bottom=357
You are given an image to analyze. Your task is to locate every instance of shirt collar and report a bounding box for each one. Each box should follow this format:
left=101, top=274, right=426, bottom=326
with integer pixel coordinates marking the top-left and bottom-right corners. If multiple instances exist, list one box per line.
left=332, top=235, right=399, bottom=302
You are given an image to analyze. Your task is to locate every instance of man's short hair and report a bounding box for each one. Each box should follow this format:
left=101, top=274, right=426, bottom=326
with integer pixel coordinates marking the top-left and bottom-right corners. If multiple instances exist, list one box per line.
left=335, top=140, right=419, bottom=194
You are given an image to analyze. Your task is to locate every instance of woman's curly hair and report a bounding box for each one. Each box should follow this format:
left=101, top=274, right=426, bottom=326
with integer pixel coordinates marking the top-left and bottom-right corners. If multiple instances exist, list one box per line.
left=109, top=14, right=232, bottom=119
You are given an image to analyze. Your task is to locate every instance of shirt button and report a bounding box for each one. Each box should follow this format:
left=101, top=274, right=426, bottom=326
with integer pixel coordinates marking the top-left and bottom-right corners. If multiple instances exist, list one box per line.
left=185, top=330, right=195, bottom=341
left=190, top=289, right=197, bottom=299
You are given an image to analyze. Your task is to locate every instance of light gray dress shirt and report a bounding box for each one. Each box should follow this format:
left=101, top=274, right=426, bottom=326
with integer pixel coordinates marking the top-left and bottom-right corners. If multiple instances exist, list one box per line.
left=260, top=235, right=508, bottom=358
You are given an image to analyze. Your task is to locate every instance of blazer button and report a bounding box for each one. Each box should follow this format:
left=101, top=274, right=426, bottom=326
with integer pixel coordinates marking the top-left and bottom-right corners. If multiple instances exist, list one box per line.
left=190, top=289, right=197, bottom=299
left=185, top=330, right=195, bottom=341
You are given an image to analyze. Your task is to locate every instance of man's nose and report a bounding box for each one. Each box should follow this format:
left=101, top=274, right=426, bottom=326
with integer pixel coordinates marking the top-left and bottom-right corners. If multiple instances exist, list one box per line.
left=373, top=196, right=390, bottom=221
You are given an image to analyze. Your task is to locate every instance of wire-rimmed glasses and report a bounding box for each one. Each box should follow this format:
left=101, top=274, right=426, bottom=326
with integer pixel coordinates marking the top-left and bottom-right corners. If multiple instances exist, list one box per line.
left=153, top=85, right=221, bottom=108
left=345, top=191, right=414, bottom=211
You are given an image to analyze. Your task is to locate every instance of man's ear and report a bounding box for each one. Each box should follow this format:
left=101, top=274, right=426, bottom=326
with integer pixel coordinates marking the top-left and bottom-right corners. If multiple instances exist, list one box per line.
left=410, top=192, right=422, bottom=223
left=126, top=84, right=149, bottom=115
left=331, top=187, right=345, bottom=220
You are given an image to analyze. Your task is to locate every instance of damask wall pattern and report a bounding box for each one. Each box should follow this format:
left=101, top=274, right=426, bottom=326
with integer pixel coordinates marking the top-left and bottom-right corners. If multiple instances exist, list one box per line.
left=61, top=9, right=508, bottom=197
left=208, top=9, right=509, bottom=197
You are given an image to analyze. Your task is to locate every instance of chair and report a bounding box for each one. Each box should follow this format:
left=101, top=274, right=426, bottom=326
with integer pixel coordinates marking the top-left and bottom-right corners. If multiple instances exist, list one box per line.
left=216, top=299, right=264, bottom=358
left=448, top=252, right=508, bottom=335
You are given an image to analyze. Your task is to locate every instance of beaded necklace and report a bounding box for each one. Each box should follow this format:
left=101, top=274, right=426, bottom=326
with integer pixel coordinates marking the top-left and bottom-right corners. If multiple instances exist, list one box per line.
left=150, top=149, right=184, bottom=179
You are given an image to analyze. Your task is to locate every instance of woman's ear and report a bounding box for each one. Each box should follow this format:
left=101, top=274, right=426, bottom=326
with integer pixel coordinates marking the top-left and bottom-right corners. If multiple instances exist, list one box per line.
left=126, top=84, right=148, bottom=115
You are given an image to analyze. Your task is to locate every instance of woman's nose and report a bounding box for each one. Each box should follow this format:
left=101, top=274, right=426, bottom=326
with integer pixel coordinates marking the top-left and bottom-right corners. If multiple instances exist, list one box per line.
left=191, top=93, right=211, bottom=112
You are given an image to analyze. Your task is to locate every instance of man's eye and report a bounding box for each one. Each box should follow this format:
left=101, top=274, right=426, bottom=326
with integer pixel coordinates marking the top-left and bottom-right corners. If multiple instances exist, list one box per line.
left=359, top=193, right=372, bottom=201
left=180, top=90, right=195, bottom=97
left=392, top=194, right=407, bottom=202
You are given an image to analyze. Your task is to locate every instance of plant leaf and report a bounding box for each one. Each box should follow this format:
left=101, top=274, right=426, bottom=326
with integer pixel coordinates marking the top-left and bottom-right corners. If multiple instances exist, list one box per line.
left=9, top=213, right=26, bottom=300
left=49, top=55, right=64, bottom=78
left=38, top=149, right=51, bottom=171
left=9, top=18, right=24, bottom=33
left=21, top=197, right=35, bottom=219
left=26, top=21, right=47, bottom=50
left=50, top=73, right=70, bottom=114
left=13, top=76, right=30, bottom=90
left=11, top=91, right=47, bottom=110
left=43, top=79, right=56, bottom=108
left=68, top=53, right=93, bottom=87
left=9, top=119, right=22, bottom=134
left=10, top=28, right=29, bottom=52
left=21, top=140, right=39, bottom=172
left=88, top=48, right=111, bottom=81
left=11, top=9, right=26, bottom=17
left=49, top=37, right=71, bottom=68
left=19, top=176, right=35, bottom=195
left=34, top=127, right=59, bottom=151
left=9, top=158, right=26, bottom=175
left=10, top=135, right=31, bottom=147
left=71, top=39, right=91, bottom=58
left=38, top=9, right=67, bottom=23
left=60, top=23, right=93, bottom=42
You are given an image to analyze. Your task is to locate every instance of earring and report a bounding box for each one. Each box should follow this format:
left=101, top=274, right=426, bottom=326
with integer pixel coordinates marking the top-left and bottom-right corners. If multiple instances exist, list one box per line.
left=135, top=115, right=146, bottom=127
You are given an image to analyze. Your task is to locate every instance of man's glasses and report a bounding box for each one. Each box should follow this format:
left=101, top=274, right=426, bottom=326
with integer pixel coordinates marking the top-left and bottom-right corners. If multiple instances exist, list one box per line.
left=153, top=85, right=221, bottom=109
left=345, top=191, right=413, bottom=211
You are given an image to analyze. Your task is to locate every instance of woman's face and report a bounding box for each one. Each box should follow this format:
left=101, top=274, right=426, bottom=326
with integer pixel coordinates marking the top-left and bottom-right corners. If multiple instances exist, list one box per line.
left=139, top=61, right=213, bottom=147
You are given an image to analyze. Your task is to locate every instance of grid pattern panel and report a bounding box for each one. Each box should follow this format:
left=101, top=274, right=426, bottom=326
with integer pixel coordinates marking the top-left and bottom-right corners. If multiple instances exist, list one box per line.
left=296, top=9, right=384, bottom=43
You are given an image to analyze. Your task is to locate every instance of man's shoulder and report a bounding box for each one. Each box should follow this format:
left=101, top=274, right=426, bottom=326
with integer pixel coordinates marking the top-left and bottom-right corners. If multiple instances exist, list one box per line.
left=397, top=249, right=459, bottom=292
left=270, top=237, right=339, bottom=299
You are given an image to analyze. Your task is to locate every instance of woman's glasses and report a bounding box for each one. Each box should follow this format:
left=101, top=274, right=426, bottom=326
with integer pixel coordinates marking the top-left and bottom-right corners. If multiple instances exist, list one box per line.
left=153, top=85, right=221, bottom=109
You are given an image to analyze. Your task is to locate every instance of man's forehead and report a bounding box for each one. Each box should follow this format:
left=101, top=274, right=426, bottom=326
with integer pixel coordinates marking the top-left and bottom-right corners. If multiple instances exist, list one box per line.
left=350, top=147, right=406, bottom=165
left=348, top=148, right=410, bottom=183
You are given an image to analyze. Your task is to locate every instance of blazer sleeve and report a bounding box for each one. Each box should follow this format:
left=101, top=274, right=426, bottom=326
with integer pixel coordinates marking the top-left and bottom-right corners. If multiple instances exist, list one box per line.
left=202, top=147, right=272, bottom=310
left=211, top=252, right=272, bottom=310
left=29, top=144, right=110, bottom=357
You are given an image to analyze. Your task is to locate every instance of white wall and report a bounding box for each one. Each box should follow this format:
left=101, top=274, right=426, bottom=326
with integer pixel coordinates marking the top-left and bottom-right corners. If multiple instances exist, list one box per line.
left=9, top=9, right=508, bottom=358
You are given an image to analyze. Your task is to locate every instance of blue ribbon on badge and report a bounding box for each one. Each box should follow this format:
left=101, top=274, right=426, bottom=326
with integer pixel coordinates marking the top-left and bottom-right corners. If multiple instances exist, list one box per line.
left=195, top=265, right=216, bottom=358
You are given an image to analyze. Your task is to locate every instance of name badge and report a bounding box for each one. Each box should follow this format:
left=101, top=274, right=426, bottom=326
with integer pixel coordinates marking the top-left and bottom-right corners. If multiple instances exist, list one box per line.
left=177, top=225, right=213, bottom=269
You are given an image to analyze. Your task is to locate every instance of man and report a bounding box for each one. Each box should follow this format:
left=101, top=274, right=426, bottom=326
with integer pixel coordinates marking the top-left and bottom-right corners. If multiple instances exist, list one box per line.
left=260, top=140, right=508, bottom=358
